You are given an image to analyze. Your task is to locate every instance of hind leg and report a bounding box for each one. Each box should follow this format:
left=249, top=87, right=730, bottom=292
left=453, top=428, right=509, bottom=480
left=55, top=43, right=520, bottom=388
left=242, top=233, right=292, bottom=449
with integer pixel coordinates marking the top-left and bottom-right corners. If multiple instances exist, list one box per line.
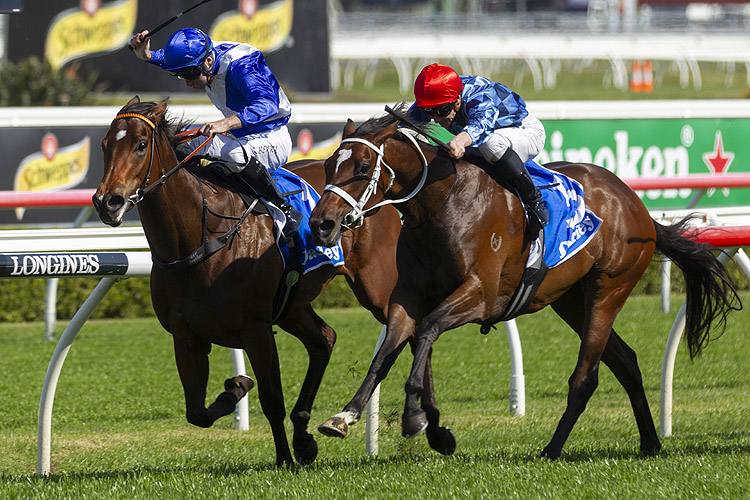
left=172, top=335, right=255, bottom=428
left=278, top=306, right=336, bottom=465
left=602, top=331, right=661, bottom=455
left=552, top=283, right=660, bottom=455
left=547, top=282, right=660, bottom=458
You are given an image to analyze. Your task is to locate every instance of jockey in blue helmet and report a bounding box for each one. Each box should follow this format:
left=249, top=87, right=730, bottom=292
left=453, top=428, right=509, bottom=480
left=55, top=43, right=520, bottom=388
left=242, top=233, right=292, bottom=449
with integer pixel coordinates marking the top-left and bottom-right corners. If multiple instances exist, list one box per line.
left=161, top=27, right=214, bottom=77
left=129, top=27, right=301, bottom=237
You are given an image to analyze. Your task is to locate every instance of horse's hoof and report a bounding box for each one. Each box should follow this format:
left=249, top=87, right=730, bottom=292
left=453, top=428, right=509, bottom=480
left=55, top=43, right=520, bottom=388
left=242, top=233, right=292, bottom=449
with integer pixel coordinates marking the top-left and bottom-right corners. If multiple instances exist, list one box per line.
left=539, top=446, right=561, bottom=460
left=293, top=434, right=319, bottom=465
left=318, top=417, right=348, bottom=438
left=225, top=375, right=255, bottom=393
left=402, top=411, right=428, bottom=438
left=427, top=426, right=456, bottom=455
left=641, top=440, right=662, bottom=457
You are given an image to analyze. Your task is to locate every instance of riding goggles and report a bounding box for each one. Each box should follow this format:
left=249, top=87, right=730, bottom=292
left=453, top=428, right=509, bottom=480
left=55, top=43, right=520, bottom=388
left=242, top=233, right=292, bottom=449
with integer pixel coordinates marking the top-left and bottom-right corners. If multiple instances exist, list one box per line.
left=170, top=65, right=204, bottom=80
left=422, top=101, right=456, bottom=118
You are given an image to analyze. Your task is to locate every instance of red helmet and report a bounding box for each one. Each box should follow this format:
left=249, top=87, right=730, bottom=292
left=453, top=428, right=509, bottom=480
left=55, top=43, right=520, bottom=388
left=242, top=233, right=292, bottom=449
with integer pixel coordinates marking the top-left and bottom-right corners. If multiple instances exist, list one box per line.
left=414, top=63, right=462, bottom=108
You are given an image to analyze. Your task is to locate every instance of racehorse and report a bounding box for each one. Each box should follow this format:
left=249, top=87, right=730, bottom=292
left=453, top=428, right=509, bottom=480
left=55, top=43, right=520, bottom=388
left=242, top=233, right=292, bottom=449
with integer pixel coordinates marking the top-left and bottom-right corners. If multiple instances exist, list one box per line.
left=92, top=96, right=404, bottom=467
left=310, top=107, right=741, bottom=459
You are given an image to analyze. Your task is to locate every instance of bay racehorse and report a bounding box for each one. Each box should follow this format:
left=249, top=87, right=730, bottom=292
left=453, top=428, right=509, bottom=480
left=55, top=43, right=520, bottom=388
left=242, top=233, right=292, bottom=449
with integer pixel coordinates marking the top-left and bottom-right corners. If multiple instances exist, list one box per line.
left=92, top=96, right=404, bottom=467
left=310, top=107, right=741, bottom=459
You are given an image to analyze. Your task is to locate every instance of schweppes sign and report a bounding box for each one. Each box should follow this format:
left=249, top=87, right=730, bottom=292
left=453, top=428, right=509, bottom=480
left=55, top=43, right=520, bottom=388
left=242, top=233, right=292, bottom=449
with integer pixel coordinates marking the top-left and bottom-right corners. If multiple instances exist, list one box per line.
left=210, top=0, right=293, bottom=53
left=45, top=0, right=138, bottom=69
left=14, top=134, right=90, bottom=220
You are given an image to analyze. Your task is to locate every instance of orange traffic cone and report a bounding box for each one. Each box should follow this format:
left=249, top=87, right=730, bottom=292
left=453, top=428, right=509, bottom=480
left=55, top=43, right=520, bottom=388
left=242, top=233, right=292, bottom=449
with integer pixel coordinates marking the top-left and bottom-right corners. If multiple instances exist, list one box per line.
left=630, top=60, right=643, bottom=93
left=641, top=60, right=654, bottom=94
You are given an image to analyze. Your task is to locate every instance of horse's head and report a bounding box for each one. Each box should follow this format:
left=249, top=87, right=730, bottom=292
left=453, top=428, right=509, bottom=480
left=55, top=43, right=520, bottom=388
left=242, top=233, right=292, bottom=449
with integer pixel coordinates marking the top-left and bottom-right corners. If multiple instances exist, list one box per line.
left=310, top=115, right=401, bottom=247
left=93, top=96, right=169, bottom=226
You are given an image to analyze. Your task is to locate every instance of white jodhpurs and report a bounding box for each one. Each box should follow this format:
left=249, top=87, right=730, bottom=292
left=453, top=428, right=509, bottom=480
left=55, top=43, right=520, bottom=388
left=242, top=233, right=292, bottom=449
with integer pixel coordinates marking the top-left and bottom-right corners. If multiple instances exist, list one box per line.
left=185, top=125, right=292, bottom=173
left=477, top=114, right=546, bottom=164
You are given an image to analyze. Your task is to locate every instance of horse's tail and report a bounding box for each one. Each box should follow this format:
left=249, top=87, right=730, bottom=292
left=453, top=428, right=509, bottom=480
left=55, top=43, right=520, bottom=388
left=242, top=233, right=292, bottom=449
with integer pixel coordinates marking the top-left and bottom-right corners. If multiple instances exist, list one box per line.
left=653, top=217, right=742, bottom=359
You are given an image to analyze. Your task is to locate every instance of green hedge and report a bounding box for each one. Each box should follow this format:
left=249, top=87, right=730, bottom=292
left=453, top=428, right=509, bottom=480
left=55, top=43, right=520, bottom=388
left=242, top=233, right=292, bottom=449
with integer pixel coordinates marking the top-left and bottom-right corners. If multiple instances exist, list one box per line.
left=0, top=57, right=96, bottom=106
left=1, top=253, right=747, bottom=322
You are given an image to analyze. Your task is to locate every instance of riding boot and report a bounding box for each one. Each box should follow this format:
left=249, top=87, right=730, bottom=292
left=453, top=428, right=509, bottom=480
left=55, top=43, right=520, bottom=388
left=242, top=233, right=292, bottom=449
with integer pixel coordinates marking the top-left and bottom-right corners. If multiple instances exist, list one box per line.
left=237, top=158, right=302, bottom=239
left=490, top=149, right=549, bottom=237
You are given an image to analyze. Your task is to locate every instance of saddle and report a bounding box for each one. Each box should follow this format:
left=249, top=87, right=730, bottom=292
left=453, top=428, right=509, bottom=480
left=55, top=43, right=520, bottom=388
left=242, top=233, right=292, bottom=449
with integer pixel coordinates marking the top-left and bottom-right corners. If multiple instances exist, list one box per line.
left=186, top=158, right=270, bottom=216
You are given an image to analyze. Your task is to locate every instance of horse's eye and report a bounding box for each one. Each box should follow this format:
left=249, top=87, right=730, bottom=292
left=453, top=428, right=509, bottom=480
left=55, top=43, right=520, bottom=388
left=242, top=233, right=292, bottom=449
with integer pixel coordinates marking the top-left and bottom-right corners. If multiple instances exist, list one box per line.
left=357, top=162, right=371, bottom=176
left=136, top=140, right=148, bottom=152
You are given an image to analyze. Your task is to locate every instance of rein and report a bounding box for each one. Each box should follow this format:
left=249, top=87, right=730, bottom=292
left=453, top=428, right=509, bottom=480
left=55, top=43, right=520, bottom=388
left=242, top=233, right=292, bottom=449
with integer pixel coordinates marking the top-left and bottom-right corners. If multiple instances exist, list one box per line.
left=323, top=131, right=430, bottom=228
left=111, top=114, right=213, bottom=206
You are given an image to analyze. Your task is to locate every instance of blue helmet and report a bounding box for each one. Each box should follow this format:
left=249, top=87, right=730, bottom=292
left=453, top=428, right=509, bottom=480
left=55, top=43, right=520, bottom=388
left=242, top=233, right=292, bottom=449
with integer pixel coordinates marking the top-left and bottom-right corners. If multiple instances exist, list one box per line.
left=163, top=28, right=213, bottom=72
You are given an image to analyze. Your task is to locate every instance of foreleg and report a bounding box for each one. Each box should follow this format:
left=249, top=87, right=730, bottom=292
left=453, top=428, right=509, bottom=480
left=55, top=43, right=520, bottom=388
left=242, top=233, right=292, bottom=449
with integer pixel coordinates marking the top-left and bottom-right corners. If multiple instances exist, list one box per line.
left=318, top=301, right=417, bottom=438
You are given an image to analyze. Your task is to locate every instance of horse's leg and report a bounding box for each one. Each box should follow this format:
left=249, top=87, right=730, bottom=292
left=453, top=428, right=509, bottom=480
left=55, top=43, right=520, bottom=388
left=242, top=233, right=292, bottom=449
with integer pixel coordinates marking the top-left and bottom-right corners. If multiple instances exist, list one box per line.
left=241, top=323, right=294, bottom=468
left=402, top=278, right=484, bottom=439
left=550, top=284, right=661, bottom=456
left=601, top=331, right=661, bottom=455
left=318, top=301, right=416, bottom=438
left=277, top=306, right=336, bottom=465
left=172, top=335, right=255, bottom=428
left=417, top=344, right=456, bottom=455
left=541, top=273, right=642, bottom=460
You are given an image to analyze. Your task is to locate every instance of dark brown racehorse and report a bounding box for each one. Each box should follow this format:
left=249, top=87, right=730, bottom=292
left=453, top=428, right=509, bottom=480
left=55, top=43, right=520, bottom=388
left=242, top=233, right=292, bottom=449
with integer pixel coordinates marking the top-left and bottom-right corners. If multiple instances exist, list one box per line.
left=92, top=97, right=403, bottom=467
left=310, top=108, right=741, bottom=459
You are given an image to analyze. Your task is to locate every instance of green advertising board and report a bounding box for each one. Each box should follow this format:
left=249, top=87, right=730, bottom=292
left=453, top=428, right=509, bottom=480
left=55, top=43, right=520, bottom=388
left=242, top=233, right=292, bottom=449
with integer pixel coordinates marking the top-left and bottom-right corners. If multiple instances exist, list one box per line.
left=536, top=118, right=750, bottom=210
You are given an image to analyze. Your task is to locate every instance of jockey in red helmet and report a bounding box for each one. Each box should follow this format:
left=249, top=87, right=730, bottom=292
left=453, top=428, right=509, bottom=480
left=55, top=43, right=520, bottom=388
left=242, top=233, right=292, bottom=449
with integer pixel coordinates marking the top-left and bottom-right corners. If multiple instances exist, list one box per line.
left=411, top=63, right=548, bottom=237
left=128, top=27, right=301, bottom=238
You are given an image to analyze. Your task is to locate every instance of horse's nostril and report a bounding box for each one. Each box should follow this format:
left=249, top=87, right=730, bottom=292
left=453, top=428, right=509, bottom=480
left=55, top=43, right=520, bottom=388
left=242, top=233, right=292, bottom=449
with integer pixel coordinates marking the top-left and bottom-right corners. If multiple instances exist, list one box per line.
left=310, top=219, right=334, bottom=237
left=104, top=194, right=125, bottom=212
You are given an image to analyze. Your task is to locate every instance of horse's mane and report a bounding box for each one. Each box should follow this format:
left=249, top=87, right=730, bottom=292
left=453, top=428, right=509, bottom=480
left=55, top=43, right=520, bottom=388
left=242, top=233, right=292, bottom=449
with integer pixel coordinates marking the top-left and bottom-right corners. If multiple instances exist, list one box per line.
left=353, top=102, right=414, bottom=137
left=121, top=100, right=194, bottom=148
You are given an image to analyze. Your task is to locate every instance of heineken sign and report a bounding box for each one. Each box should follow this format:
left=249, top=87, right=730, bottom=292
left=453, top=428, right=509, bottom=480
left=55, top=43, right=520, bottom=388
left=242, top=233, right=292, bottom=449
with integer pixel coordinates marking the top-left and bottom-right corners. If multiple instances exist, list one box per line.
left=535, top=118, right=749, bottom=210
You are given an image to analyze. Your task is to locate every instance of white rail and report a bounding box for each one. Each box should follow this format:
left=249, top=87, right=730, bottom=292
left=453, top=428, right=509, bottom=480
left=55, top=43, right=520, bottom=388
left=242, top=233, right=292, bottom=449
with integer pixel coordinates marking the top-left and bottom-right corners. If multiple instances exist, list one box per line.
left=0, top=229, right=250, bottom=476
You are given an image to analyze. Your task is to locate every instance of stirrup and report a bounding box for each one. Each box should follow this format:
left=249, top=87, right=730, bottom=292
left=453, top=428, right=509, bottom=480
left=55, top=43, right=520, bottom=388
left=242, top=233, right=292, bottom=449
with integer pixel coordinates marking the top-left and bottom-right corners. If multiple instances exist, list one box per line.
left=526, top=201, right=548, bottom=237
left=279, top=203, right=302, bottom=238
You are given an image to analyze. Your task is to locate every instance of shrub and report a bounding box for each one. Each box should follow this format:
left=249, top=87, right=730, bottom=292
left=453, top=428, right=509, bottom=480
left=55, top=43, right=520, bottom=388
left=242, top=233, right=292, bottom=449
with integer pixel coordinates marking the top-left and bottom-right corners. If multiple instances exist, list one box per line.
left=0, top=57, right=96, bottom=106
left=0, top=251, right=746, bottom=322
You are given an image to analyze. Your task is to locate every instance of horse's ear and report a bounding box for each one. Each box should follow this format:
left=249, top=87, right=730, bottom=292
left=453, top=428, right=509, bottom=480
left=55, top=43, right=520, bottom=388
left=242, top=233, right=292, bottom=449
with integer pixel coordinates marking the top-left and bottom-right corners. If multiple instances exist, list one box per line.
left=118, top=95, right=140, bottom=113
left=148, top=99, right=169, bottom=123
left=127, top=95, right=140, bottom=106
left=374, top=120, right=399, bottom=143
left=343, top=119, right=355, bottom=139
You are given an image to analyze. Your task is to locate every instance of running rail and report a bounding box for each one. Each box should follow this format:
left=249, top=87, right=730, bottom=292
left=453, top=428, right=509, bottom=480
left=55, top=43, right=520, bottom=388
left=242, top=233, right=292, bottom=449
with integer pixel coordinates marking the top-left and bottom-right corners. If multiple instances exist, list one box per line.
left=0, top=227, right=251, bottom=477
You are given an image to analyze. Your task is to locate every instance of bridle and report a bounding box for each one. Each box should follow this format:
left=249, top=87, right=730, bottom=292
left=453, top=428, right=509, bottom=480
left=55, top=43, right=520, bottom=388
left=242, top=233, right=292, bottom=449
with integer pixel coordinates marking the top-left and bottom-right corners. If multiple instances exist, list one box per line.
left=110, top=112, right=212, bottom=207
left=109, top=111, right=252, bottom=271
left=323, top=131, right=429, bottom=229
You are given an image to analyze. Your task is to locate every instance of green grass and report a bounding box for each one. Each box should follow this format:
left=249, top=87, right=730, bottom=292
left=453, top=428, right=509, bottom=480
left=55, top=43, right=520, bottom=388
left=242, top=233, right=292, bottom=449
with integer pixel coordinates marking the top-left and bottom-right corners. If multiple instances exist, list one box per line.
left=0, top=295, right=748, bottom=498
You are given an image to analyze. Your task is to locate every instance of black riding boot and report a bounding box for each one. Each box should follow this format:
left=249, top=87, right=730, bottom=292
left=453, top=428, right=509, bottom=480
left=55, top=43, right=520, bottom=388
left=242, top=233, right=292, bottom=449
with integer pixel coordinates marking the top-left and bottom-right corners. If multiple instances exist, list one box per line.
left=237, top=158, right=302, bottom=238
left=490, top=149, right=549, bottom=237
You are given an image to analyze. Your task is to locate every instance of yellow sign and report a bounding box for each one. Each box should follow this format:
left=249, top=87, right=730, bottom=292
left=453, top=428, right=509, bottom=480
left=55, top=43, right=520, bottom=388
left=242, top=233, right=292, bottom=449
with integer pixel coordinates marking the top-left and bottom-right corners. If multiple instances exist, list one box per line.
left=45, top=0, right=138, bottom=69
left=288, top=133, right=341, bottom=163
left=14, top=137, right=91, bottom=220
left=210, top=0, right=293, bottom=53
